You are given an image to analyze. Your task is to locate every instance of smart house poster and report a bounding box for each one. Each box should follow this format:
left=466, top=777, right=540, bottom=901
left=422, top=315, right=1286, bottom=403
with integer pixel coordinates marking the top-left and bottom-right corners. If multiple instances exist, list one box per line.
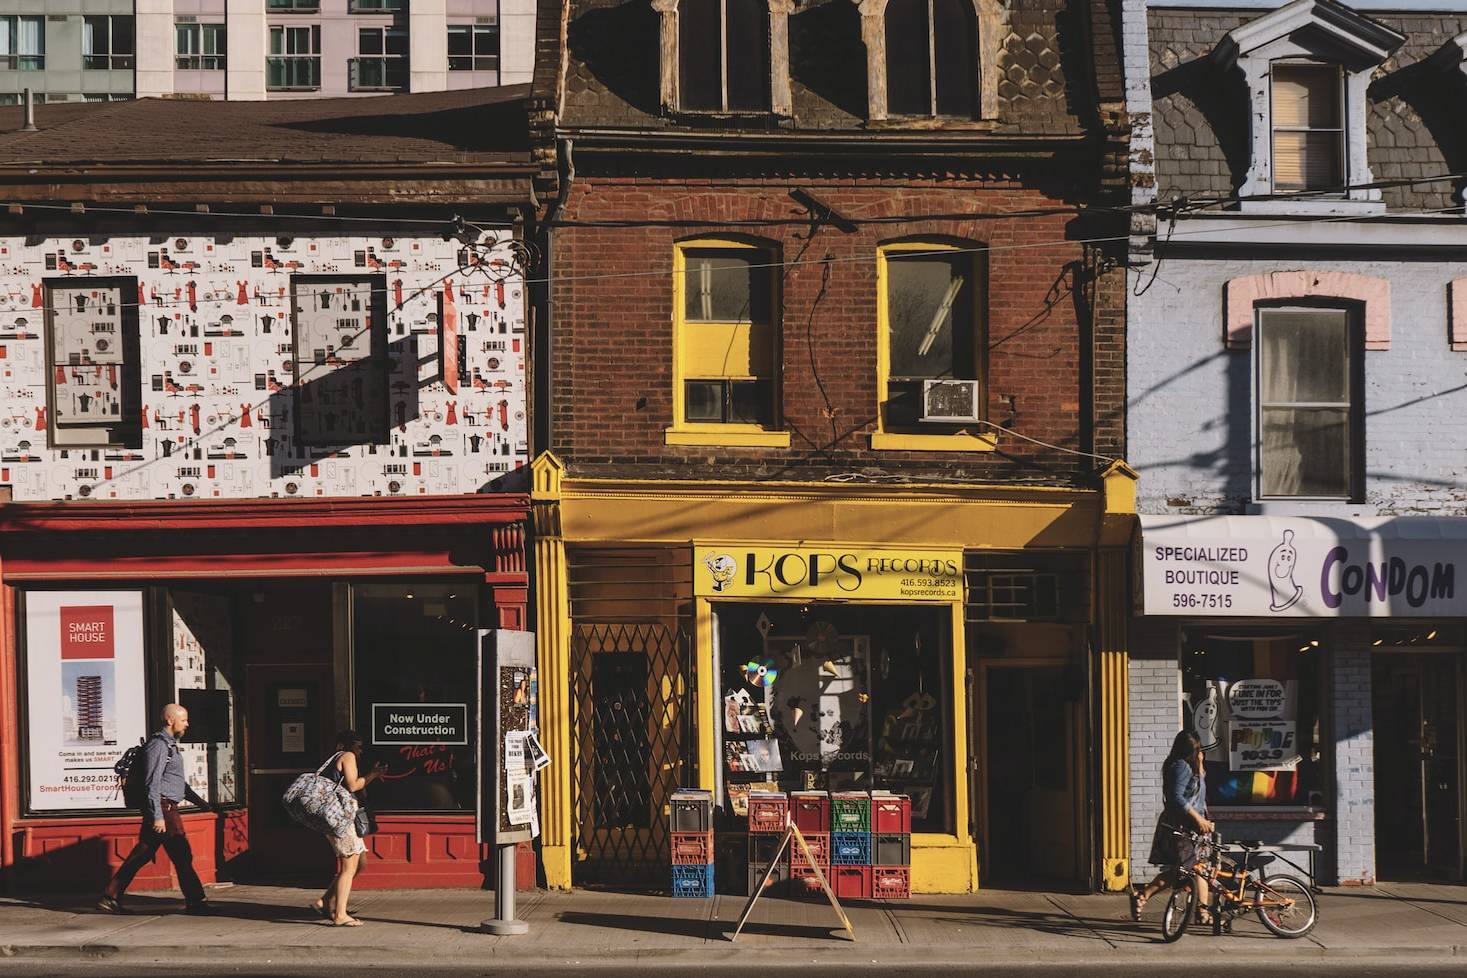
left=24, top=591, right=147, bottom=811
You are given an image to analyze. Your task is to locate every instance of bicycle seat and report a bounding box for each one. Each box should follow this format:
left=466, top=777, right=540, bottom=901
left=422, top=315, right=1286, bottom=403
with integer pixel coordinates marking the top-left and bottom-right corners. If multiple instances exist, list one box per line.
left=1235, top=839, right=1264, bottom=848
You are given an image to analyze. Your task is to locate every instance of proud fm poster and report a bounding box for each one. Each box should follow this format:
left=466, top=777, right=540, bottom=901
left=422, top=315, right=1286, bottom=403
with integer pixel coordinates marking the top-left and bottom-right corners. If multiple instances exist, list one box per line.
left=24, top=591, right=147, bottom=811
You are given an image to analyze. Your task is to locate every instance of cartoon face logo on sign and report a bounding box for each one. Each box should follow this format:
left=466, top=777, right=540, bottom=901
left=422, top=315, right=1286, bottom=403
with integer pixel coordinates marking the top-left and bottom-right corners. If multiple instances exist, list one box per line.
left=1268, top=529, right=1303, bottom=612
left=704, top=553, right=737, bottom=593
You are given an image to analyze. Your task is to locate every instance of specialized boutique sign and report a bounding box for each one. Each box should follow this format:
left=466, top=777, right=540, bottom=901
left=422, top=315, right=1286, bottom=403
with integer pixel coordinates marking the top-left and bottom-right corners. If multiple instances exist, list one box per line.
left=1142, top=515, right=1466, bottom=617
left=24, top=591, right=147, bottom=811
left=371, top=703, right=469, bottom=746
left=694, top=544, right=963, bottom=602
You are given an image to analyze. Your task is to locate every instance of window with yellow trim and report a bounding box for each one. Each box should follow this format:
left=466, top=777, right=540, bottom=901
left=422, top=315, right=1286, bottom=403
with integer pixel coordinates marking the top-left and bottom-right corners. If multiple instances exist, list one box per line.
left=878, top=242, right=986, bottom=432
left=675, top=242, right=778, bottom=428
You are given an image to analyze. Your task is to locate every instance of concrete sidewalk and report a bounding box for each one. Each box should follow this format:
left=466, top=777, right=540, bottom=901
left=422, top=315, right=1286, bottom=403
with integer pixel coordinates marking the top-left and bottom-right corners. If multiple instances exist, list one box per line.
left=0, top=880, right=1465, bottom=970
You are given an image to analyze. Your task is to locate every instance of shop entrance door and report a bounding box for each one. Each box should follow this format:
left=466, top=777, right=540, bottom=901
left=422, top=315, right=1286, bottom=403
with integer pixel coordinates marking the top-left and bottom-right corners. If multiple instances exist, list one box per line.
left=976, top=663, right=1082, bottom=887
left=1373, top=653, right=1464, bottom=881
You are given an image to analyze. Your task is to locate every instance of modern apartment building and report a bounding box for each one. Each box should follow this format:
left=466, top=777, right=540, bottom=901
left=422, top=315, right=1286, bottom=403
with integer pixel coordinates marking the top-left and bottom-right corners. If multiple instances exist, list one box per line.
left=0, top=0, right=533, bottom=102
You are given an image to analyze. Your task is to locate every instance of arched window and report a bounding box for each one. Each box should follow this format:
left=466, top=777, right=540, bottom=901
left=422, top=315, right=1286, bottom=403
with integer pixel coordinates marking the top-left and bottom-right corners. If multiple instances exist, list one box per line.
left=678, top=0, right=771, bottom=112
left=883, top=0, right=977, bottom=118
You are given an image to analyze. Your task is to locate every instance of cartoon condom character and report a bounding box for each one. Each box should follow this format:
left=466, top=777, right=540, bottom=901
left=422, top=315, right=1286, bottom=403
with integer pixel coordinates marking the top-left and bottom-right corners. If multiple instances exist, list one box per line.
left=1268, top=529, right=1303, bottom=612
left=704, top=553, right=736, bottom=593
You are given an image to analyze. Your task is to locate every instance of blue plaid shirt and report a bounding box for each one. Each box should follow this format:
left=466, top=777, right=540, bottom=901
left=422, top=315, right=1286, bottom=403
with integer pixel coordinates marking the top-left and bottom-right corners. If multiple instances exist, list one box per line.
left=142, top=729, right=207, bottom=823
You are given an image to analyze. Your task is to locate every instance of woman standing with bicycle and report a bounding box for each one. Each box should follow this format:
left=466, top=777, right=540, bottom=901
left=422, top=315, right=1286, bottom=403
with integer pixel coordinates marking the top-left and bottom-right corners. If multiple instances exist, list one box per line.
left=1131, top=731, right=1215, bottom=922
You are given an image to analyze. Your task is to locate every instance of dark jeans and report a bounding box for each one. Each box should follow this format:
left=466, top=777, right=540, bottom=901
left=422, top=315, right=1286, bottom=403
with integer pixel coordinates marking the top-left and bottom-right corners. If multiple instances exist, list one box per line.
left=103, top=800, right=205, bottom=904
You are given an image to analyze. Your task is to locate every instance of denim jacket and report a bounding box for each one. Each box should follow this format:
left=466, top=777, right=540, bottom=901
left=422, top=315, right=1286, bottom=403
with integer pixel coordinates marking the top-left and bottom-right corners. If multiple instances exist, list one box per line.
left=1162, top=756, right=1205, bottom=824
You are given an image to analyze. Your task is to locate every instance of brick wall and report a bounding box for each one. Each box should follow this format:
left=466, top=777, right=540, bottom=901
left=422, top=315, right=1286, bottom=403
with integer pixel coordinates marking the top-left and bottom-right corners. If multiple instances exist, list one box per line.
left=1129, top=615, right=1180, bottom=885
left=1331, top=620, right=1376, bottom=886
left=549, top=175, right=1127, bottom=484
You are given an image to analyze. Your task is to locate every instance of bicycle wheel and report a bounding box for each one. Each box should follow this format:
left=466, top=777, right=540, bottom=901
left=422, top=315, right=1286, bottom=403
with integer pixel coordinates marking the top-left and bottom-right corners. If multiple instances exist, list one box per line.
left=1255, top=875, right=1318, bottom=938
left=1160, top=883, right=1195, bottom=943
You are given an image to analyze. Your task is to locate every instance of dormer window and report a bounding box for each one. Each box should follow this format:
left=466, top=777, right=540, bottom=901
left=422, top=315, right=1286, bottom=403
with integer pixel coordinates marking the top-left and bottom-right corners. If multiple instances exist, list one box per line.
left=884, top=0, right=977, bottom=117
left=1211, top=0, right=1403, bottom=214
left=1270, top=64, right=1342, bottom=192
left=678, top=0, right=769, bottom=111
left=655, top=0, right=793, bottom=116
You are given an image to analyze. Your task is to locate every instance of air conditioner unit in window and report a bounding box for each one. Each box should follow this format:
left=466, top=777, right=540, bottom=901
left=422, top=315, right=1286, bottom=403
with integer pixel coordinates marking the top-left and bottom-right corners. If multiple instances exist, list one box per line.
left=921, top=379, right=982, bottom=423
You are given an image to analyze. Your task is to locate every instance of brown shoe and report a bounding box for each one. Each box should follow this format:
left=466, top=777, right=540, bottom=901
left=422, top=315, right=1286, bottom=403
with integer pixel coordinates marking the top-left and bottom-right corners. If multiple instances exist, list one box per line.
left=96, top=895, right=127, bottom=915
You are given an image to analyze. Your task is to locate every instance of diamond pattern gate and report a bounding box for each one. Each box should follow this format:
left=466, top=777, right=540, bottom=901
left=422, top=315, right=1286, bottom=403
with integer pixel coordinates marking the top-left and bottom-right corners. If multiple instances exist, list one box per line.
left=571, top=622, right=693, bottom=886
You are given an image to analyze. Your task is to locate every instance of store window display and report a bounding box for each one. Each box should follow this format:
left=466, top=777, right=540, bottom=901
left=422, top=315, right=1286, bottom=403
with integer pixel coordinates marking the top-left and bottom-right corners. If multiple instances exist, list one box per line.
left=1180, top=628, right=1323, bottom=808
left=716, top=603, right=951, bottom=832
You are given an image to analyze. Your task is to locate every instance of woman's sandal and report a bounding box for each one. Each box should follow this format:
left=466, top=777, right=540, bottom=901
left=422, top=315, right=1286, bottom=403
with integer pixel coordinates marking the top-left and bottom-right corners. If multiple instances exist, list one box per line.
left=330, top=916, right=363, bottom=927
left=1129, top=889, right=1146, bottom=921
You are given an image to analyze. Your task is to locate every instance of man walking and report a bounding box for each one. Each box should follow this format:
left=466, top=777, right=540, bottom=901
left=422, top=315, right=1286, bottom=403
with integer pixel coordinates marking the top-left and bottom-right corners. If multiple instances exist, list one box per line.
left=97, top=703, right=218, bottom=915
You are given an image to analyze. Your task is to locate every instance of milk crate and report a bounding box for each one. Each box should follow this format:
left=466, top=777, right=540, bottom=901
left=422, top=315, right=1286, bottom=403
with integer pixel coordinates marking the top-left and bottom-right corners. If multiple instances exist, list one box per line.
left=873, top=832, right=911, bottom=867
left=670, top=831, right=715, bottom=865
left=872, top=865, right=911, bottom=900
left=671, top=862, right=715, bottom=898
left=715, top=833, right=746, bottom=893
left=832, top=831, right=872, bottom=865
left=748, top=831, right=784, bottom=865
left=872, top=795, right=912, bottom=835
left=747, top=859, right=789, bottom=896
left=833, top=864, right=872, bottom=900
left=787, top=831, right=831, bottom=870
left=747, top=792, right=789, bottom=833
left=789, top=865, right=828, bottom=896
left=790, top=791, right=830, bottom=833
left=669, top=790, right=713, bottom=833
left=830, top=792, right=871, bottom=832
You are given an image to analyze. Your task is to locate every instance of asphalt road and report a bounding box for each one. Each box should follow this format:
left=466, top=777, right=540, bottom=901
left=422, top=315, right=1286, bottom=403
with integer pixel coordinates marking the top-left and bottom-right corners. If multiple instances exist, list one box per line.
left=3, top=960, right=1464, bottom=977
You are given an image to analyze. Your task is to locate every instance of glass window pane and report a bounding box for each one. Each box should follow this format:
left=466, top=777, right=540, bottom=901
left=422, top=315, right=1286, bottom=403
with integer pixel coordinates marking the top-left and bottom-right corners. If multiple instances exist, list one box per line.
left=1260, top=309, right=1349, bottom=404
left=447, top=25, right=472, bottom=56
left=885, top=0, right=932, bottom=115
left=385, top=29, right=407, bottom=56
left=1262, top=406, right=1350, bottom=497
left=683, top=250, right=768, bottom=323
left=114, top=17, right=134, bottom=56
left=932, top=0, right=976, bottom=116
left=678, top=0, right=722, bottom=110
left=685, top=380, right=724, bottom=421
left=203, top=24, right=225, bottom=56
left=887, top=252, right=974, bottom=379
left=176, top=24, right=197, bottom=56
left=729, top=379, right=772, bottom=425
left=84, top=17, right=107, bottom=56
left=1273, top=66, right=1339, bottom=129
left=473, top=25, right=498, bottom=56
left=1273, top=131, right=1340, bottom=191
left=725, top=0, right=768, bottom=111
left=359, top=29, right=383, bottom=55
left=19, top=16, right=42, bottom=57
left=352, top=583, right=478, bottom=813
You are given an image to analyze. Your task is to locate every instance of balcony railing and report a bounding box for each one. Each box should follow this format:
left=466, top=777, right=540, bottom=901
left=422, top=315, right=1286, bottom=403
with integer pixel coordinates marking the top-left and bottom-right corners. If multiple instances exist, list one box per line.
left=349, top=0, right=404, bottom=11
left=0, top=54, right=44, bottom=71
left=266, top=0, right=319, bottom=11
left=448, top=54, right=498, bottom=72
left=349, top=55, right=406, bottom=92
left=266, top=55, right=320, bottom=90
left=176, top=54, right=225, bottom=70
left=83, top=54, right=134, bottom=70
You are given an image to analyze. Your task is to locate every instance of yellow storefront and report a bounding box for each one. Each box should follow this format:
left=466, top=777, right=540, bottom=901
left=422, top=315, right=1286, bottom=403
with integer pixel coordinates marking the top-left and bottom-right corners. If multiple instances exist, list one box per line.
left=531, top=453, right=1136, bottom=894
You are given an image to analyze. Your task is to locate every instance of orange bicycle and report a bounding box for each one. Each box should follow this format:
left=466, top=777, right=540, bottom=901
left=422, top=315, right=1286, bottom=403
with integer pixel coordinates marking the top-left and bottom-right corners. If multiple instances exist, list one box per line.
left=1159, top=830, right=1318, bottom=942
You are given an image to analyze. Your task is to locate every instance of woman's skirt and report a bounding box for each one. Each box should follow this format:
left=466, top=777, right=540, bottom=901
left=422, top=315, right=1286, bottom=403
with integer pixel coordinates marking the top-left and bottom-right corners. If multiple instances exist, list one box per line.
left=1148, top=817, right=1197, bottom=868
left=326, top=826, right=366, bottom=858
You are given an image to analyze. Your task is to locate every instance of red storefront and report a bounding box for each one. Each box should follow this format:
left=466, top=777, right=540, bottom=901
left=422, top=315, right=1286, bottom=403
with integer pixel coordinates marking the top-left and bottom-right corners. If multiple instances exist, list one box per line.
left=0, top=495, right=529, bottom=891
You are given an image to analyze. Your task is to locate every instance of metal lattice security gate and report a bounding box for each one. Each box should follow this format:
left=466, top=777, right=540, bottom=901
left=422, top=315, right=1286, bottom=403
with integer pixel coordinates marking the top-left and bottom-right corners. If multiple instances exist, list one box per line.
left=571, top=622, right=693, bottom=886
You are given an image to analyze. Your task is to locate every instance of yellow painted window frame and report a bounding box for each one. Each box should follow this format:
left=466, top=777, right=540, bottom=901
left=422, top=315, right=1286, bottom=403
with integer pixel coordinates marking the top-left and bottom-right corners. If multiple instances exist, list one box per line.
left=667, top=238, right=790, bottom=448
left=873, top=240, right=996, bottom=452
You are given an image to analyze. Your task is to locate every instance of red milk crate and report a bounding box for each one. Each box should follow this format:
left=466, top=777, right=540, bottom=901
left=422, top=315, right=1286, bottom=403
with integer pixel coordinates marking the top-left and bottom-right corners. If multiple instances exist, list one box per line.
left=872, top=795, right=912, bottom=835
left=790, top=791, right=830, bottom=833
left=669, top=831, right=715, bottom=864
left=789, top=865, right=828, bottom=896
left=872, top=865, right=911, bottom=900
left=832, top=864, right=873, bottom=900
left=747, top=792, right=789, bottom=833
left=787, top=831, right=831, bottom=870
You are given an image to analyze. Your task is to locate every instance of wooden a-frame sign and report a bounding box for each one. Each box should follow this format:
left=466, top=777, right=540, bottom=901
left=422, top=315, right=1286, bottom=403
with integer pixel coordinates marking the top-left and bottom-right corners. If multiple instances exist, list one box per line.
left=729, top=821, right=855, bottom=941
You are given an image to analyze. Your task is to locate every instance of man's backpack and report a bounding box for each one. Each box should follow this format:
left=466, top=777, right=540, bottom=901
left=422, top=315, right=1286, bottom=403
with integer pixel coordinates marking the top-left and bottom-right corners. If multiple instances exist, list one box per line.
left=114, top=739, right=148, bottom=810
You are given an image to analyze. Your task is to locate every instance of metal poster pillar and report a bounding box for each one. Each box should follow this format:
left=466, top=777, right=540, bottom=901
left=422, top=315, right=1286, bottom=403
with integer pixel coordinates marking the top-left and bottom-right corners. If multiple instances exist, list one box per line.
left=477, top=628, right=544, bottom=935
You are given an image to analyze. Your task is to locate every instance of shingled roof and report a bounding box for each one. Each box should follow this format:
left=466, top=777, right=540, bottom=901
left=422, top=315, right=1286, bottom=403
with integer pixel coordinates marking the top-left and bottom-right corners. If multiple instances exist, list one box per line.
left=1149, top=8, right=1467, bottom=213
left=0, top=86, right=534, bottom=167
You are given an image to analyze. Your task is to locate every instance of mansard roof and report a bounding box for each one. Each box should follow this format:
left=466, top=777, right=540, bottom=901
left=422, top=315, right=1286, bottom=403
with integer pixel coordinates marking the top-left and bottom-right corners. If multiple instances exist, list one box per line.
left=1212, top=0, right=1405, bottom=70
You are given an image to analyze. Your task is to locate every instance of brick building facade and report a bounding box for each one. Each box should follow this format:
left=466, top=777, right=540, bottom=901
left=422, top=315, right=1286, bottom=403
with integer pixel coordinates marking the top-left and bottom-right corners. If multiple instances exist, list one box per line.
left=1126, top=0, right=1467, bottom=887
left=527, top=0, right=1139, bottom=894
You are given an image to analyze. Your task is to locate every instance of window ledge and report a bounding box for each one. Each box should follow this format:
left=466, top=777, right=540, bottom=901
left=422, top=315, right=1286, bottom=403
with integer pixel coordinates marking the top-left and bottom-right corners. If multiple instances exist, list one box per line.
left=871, top=430, right=998, bottom=452
left=664, top=425, right=790, bottom=448
left=1236, top=198, right=1385, bottom=217
left=1246, top=500, right=1377, bottom=518
left=865, top=117, right=998, bottom=132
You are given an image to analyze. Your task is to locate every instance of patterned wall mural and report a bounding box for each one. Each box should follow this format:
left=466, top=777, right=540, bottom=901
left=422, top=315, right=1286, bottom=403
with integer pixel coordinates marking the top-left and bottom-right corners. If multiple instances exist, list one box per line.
left=0, top=232, right=528, bottom=501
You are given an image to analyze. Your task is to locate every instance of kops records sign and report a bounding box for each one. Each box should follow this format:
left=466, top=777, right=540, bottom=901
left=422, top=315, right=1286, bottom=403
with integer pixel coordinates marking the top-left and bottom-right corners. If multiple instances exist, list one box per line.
left=694, top=544, right=963, bottom=602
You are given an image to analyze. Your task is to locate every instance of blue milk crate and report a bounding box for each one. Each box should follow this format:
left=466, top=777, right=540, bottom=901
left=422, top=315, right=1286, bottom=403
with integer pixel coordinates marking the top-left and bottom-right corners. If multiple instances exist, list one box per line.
left=831, top=831, right=872, bottom=865
left=671, top=862, right=716, bottom=898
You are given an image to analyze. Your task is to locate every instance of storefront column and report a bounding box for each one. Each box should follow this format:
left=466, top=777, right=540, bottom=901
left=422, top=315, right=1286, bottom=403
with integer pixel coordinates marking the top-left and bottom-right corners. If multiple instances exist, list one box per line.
left=532, top=454, right=574, bottom=890
left=0, top=572, right=16, bottom=877
left=1096, top=547, right=1131, bottom=890
left=1331, top=620, right=1375, bottom=885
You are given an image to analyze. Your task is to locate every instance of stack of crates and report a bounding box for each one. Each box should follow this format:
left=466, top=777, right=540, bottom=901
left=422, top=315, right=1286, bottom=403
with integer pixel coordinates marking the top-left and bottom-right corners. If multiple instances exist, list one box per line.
left=871, top=793, right=913, bottom=900
left=746, top=790, right=788, bottom=895
left=669, top=788, right=714, bottom=898
left=830, top=791, right=873, bottom=899
left=787, top=791, right=831, bottom=895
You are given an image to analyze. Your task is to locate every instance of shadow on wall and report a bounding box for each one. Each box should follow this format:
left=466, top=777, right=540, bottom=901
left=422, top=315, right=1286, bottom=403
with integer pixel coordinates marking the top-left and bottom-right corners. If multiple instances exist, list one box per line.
left=568, top=1, right=661, bottom=116
left=275, top=99, right=531, bottom=154
left=1368, top=56, right=1467, bottom=211
left=1151, top=56, right=1252, bottom=194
